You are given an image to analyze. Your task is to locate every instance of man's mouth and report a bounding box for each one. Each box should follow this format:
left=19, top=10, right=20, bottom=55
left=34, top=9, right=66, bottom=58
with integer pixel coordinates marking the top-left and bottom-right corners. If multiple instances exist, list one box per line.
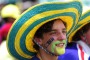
left=56, top=43, right=65, bottom=48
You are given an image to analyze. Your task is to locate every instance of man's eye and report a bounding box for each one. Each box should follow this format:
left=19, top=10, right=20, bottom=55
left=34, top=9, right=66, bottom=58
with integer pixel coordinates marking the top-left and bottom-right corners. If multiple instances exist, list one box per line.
left=50, top=31, right=57, bottom=35
left=62, top=30, right=67, bottom=34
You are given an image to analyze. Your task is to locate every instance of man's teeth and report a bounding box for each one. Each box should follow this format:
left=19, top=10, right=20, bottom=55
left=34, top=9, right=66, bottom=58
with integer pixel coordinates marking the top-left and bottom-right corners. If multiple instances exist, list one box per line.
left=56, top=43, right=64, bottom=47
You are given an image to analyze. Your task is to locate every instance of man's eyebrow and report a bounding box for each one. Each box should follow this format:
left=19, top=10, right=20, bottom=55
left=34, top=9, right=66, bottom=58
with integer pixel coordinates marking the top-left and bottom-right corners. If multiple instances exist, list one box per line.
left=50, top=29, right=57, bottom=32
left=63, top=28, right=66, bottom=30
left=51, top=28, right=66, bottom=31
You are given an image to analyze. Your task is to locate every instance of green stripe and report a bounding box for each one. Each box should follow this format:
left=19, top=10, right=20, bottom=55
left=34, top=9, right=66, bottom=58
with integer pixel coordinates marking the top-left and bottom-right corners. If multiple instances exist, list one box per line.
left=79, top=12, right=90, bottom=21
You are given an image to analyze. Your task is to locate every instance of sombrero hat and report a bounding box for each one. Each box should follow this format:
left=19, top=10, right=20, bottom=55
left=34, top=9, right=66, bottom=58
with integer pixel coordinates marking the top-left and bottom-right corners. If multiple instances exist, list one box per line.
left=69, top=10, right=90, bottom=42
left=7, top=1, right=82, bottom=60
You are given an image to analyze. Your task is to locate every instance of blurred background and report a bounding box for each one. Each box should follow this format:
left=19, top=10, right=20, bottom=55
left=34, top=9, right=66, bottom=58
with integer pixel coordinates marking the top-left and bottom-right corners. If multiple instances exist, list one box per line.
left=0, top=0, right=90, bottom=17
left=0, top=0, right=90, bottom=13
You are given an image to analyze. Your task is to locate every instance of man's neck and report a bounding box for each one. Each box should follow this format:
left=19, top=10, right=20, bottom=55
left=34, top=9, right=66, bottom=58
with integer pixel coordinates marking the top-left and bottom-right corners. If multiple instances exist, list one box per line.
left=37, top=49, right=58, bottom=60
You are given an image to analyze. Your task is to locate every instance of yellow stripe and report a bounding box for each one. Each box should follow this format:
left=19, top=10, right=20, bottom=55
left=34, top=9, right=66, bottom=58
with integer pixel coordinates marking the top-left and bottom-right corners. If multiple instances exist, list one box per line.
left=15, top=8, right=78, bottom=58
left=79, top=16, right=90, bottom=24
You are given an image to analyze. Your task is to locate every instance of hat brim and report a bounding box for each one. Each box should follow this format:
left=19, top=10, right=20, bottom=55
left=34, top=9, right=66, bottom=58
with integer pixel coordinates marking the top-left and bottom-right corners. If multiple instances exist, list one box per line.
left=69, top=10, right=90, bottom=42
left=7, top=1, right=82, bottom=60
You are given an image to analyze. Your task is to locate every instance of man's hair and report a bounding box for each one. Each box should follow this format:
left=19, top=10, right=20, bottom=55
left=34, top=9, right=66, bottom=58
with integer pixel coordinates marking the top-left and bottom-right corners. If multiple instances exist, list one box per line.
left=72, top=23, right=90, bottom=41
left=33, top=18, right=66, bottom=51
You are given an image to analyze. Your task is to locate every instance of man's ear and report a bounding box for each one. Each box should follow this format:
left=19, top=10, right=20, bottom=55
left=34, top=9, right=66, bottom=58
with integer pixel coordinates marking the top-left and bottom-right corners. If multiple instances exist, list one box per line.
left=81, top=36, right=84, bottom=40
left=80, top=34, right=86, bottom=42
left=34, top=38, right=42, bottom=44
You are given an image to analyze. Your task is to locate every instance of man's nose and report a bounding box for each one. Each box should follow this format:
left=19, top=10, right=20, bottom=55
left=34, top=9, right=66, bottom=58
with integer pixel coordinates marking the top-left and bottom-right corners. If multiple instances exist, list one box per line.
left=57, top=33, right=66, bottom=41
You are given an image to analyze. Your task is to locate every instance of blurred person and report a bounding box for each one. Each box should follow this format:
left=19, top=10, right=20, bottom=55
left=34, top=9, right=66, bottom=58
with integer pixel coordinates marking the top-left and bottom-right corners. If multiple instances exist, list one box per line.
left=58, top=10, right=90, bottom=60
left=0, top=4, right=20, bottom=41
left=0, top=4, right=20, bottom=60
left=6, top=1, right=82, bottom=60
left=0, top=16, right=3, bottom=44
left=0, top=16, right=4, bottom=28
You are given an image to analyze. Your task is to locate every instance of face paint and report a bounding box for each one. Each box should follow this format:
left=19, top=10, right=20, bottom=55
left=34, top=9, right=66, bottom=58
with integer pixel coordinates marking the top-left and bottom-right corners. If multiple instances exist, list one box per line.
left=51, top=40, right=66, bottom=55
left=44, top=38, right=54, bottom=48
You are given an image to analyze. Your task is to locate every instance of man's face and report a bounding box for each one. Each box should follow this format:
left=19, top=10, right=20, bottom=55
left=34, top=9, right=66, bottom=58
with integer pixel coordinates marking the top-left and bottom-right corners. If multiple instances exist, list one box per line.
left=83, top=29, right=90, bottom=46
left=41, top=20, right=67, bottom=55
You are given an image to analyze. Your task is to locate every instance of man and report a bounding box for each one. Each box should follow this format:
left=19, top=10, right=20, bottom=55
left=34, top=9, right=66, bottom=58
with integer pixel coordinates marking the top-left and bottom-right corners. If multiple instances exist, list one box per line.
left=31, top=19, right=67, bottom=60
left=7, top=1, right=82, bottom=60
left=59, top=10, right=90, bottom=60
left=0, top=4, right=20, bottom=41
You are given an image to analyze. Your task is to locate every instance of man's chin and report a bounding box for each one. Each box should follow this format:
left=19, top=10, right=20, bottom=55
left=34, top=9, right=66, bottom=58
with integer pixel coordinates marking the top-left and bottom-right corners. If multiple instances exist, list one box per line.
left=55, top=47, right=65, bottom=55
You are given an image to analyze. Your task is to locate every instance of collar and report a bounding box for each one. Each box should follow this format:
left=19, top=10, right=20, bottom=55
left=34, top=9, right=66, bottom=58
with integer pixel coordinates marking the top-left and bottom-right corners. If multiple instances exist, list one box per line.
left=77, top=40, right=90, bottom=56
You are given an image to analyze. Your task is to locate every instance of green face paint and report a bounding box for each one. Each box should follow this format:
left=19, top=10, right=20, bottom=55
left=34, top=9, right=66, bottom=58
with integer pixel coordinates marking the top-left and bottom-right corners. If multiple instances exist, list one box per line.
left=51, top=40, right=66, bottom=55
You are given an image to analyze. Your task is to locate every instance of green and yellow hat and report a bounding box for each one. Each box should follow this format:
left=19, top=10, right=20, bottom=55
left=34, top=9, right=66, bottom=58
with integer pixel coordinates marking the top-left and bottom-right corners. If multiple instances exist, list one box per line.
left=7, top=1, right=82, bottom=60
left=69, top=10, right=90, bottom=42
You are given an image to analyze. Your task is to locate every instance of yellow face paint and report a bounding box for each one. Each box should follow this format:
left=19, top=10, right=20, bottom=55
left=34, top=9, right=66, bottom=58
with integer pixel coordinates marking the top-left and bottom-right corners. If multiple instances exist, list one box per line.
left=51, top=40, right=66, bottom=55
